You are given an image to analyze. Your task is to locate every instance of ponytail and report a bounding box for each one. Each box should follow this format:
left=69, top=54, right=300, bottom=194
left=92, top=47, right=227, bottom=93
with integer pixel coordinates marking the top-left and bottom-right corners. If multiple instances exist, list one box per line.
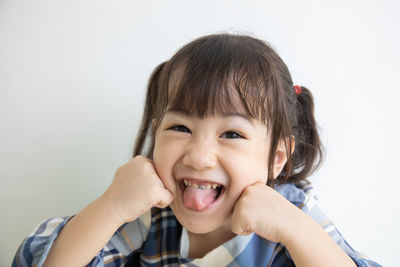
left=282, top=86, right=324, bottom=184
left=133, top=61, right=167, bottom=157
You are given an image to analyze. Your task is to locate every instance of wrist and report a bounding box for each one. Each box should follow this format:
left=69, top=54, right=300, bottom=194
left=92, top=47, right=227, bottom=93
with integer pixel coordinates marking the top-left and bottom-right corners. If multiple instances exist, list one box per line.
left=278, top=209, right=357, bottom=267
left=43, top=195, right=126, bottom=266
left=280, top=207, right=312, bottom=247
left=95, top=194, right=126, bottom=228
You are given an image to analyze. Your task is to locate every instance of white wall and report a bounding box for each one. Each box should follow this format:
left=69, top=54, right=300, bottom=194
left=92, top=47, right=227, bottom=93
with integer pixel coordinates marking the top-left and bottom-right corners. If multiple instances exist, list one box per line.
left=1, top=0, right=398, bottom=266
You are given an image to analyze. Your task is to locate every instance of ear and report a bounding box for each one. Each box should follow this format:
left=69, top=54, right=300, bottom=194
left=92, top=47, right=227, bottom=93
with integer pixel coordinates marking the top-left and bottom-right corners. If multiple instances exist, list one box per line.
left=272, top=137, right=295, bottom=179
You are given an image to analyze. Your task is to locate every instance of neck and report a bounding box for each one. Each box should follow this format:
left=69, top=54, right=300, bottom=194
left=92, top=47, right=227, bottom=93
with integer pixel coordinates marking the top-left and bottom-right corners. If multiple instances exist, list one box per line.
left=187, top=226, right=236, bottom=258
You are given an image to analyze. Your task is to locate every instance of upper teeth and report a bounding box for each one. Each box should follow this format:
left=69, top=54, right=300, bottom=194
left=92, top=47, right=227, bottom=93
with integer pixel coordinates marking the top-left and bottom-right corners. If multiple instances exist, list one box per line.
left=183, top=179, right=221, bottom=189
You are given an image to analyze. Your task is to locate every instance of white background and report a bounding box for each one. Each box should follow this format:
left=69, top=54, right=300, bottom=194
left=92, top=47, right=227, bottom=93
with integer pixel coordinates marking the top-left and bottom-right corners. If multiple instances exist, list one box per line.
left=1, top=0, right=399, bottom=266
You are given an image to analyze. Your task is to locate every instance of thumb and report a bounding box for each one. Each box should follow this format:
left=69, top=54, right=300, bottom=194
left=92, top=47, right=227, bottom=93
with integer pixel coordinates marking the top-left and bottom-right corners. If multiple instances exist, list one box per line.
left=231, top=209, right=254, bottom=236
left=231, top=220, right=253, bottom=236
left=154, top=188, right=174, bottom=208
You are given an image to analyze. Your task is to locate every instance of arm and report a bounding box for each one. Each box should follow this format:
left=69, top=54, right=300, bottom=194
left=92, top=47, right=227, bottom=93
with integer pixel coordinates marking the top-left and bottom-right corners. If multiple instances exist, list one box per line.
left=281, top=205, right=356, bottom=267
left=231, top=183, right=356, bottom=267
left=12, top=217, right=72, bottom=267
left=43, top=156, right=173, bottom=267
left=43, top=196, right=122, bottom=267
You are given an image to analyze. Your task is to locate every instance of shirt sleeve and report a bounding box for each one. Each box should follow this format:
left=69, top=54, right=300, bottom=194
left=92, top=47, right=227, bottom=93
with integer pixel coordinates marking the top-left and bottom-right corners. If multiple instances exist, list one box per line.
left=301, top=187, right=382, bottom=267
left=12, top=217, right=72, bottom=267
left=11, top=216, right=112, bottom=267
left=12, top=210, right=152, bottom=267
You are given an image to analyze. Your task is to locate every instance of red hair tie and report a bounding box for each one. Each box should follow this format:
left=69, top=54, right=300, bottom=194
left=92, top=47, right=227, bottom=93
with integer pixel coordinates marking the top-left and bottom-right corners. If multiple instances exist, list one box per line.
left=293, top=85, right=302, bottom=95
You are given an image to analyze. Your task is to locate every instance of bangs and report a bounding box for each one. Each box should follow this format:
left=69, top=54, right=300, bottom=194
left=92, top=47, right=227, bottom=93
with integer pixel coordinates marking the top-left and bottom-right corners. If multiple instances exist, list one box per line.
left=158, top=34, right=278, bottom=125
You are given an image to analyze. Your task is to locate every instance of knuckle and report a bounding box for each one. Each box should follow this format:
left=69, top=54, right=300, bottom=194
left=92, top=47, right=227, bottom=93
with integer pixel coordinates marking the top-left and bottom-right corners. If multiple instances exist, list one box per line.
left=133, top=155, right=145, bottom=161
left=141, top=160, right=154, bottom=173
left=243, top=186, right=254, bottom=196
left=238, top=196, right=247, bottom=204
left=243, top=186, right=251, bottom=195
left=115, top=166, right=122, bottom=175
left=114, top=166, right=124, bottom=179
left=248, top=184, right=258, bottom=192
left=132, top=155, right=148, bottom=167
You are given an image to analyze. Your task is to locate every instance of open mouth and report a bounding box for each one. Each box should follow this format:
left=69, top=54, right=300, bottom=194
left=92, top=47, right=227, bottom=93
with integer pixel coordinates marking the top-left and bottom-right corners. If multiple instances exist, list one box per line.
left=179, top=179, right=225, bottom=211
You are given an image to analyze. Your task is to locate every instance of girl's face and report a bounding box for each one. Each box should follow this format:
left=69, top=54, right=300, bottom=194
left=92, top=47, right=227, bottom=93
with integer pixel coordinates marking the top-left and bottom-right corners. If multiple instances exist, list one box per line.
left=153, top=106, right=271, bottom=235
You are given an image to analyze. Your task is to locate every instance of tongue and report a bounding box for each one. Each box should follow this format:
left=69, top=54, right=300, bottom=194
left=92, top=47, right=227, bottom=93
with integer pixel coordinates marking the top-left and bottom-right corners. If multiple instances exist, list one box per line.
left=183, top=186, right=218, bottom=211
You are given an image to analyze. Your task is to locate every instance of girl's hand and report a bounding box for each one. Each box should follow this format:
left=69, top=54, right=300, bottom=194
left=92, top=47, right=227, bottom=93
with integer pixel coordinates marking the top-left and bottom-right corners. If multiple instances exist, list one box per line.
left=99, top=156, right=174, bottom=225
left=231, top=182, right=302, bottom=244
left=231, top=183, right=358, bottom=267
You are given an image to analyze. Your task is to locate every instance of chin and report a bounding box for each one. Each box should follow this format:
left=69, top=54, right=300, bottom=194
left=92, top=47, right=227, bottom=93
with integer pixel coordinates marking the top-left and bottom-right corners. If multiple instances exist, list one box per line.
left=180, top=219, right=224, bottom=235
left=169, top=202, right=227, bottom=234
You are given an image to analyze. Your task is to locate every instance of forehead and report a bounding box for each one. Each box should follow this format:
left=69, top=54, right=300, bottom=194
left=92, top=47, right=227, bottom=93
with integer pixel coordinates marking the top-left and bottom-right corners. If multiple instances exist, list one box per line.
left=165, top=68, right=262, bottom=122
left=155, top=35, right=275, bottom=125
left=167, top=84, right=248, bottom=117
left=164, top=109, right=253, bottom=124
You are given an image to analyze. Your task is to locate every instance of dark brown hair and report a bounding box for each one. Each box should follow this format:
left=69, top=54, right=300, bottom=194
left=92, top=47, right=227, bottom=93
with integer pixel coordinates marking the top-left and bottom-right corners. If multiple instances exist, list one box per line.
left=134, top=34, right=323, bottom=186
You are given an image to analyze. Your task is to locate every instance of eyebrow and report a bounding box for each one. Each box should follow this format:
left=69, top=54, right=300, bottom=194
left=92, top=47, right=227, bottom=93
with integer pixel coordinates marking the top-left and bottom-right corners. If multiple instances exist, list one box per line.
left=165, top=109, right=254, bottom=123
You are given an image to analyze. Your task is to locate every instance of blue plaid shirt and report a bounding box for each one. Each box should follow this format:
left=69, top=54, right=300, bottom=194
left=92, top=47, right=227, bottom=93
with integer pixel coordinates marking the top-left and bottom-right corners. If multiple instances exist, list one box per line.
left=12, top=183, right=382, bottom=266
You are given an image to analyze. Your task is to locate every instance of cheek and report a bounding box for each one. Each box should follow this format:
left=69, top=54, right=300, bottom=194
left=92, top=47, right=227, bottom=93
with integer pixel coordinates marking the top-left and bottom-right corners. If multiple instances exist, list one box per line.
left=153, top=148, right=167, bottom=178
left=234, top=163, right=268, bottom=187
left=253, top=142, right=270, bottom=183
left=153, top=137, right=175, bottom=188
left=229, top=144, right=269, bottom=187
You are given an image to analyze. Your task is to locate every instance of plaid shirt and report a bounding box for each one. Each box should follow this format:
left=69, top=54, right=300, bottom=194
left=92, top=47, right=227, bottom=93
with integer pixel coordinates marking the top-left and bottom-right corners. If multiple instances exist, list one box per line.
left=12, top=183, right=382, bottom=267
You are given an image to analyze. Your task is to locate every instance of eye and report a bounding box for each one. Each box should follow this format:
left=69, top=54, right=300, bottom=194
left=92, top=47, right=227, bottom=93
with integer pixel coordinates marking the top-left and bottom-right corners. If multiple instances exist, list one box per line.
left=220, top=131, right=243, bottom=139
left=168, top=125, right=191, bottom=133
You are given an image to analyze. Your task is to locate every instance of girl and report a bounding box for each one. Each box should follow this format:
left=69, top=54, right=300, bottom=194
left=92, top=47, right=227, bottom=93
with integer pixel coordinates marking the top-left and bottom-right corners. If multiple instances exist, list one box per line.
left=13, top=34, right=381, bottom=267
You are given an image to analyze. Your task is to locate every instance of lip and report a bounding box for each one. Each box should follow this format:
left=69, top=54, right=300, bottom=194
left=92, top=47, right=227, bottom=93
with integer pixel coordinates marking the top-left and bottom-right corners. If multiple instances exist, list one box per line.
left=177, top=177, right=226, bottom=212
left=176, top=176, right=226, bottom=187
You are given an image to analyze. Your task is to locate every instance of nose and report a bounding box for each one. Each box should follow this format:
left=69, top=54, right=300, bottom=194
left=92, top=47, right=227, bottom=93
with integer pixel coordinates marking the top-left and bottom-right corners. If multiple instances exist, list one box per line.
left=182, top=137, right=217, bottom=171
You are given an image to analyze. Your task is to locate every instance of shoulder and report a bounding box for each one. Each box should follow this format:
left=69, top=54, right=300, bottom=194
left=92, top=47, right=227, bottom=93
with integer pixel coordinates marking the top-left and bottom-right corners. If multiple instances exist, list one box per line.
left=274, top=181, right=314, bottom=208
left=275, top=181, right=327, bottom=222
left=274, top=181, right=329, bottom=226
left=275, top=182, right=382, bottom=266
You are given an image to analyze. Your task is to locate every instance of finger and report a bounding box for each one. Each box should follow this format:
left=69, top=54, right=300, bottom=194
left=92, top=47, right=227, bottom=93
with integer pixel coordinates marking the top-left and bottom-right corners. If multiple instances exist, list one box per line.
left=231, top=219, right=253, bottom=236
left=231, top=220, right=242, bottom=235
left=154, top=188, right=174, bottom=208
left=231, top=210, right=253, bottom=236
